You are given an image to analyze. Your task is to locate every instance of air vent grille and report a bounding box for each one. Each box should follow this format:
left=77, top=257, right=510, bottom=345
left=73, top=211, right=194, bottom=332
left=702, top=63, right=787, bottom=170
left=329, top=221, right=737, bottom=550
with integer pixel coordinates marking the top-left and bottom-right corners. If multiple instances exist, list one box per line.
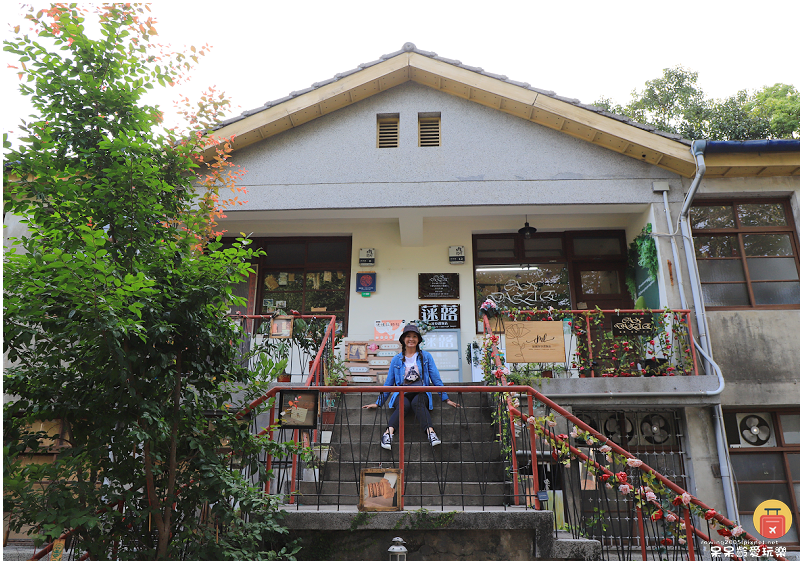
left=377, top=118, right=399, bottom=148
left=419, top=117, right=440, bottom=147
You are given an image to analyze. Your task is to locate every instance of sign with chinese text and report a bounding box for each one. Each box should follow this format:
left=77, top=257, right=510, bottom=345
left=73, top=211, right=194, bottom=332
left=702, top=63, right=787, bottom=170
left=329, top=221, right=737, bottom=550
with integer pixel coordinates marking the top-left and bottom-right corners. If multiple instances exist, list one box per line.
left=418, top=273, right=459, bottom=299
left=356, top=272, right=376, bottom=293
left=359, top=248, right=376, bottom=266
left=611, top=314, right=655, bottom=336
left=374, top=320, right=404, bottom=341
left=505, top=321, right=566, bottom=363
left=449, top=245, right=466, bottom=264
left=419, top=304, right=461, bottom=329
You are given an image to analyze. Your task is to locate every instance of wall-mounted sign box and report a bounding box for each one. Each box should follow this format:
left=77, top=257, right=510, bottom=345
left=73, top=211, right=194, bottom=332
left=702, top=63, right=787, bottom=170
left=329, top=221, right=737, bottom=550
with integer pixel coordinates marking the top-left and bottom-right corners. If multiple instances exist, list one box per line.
left=421, top=329, right=462, bottom=382
left=357, top=272, right=376, bottom=293
left=359, top=248, right=376, bottom=266
left=419, top=304, right=461, bottom=329
left=449, top=245, right=466, bottom=264
left=419, top=273, right=459, bottom=299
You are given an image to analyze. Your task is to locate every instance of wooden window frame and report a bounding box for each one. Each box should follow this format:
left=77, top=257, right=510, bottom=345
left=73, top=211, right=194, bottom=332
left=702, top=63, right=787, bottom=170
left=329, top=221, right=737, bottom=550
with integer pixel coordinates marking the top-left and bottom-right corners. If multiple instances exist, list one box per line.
left=691, top=198, right=800, bottom=310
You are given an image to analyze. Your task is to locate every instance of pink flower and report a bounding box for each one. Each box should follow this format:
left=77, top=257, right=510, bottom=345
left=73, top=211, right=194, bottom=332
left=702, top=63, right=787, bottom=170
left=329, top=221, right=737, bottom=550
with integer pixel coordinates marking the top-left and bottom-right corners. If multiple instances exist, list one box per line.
left=585, top=437, right=594, bottom=445
left=605, top=483, right=613, bottom=489
left=681, top=492, right=692, bottom=505
left=731, top=525, right=744, bottom=537
left=646, top=491, right=657, bottom=502
left=619, top=484, right=632, bottom=495
left=599, top=445, right=612, bottom=453
left=678, top=538, right=686, bottom=545
left=626, top=458, right=643, bottom=468
left=546, top=419, right=557, bottom=428
left=569, top=427, right=579, bottom=438
left=666, top=513, right=678, bottom=523
left=527, top=416, right=535, bottom=425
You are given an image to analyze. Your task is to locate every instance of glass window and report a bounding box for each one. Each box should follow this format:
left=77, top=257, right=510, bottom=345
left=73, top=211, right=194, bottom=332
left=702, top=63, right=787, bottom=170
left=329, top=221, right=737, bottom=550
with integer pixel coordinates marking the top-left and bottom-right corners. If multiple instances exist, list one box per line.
left=692, top=200, right=800, bottom=309
left=731, top=453, right=786, bottom=481
left=475, top=237, right=515, bottom=259
left=580, top=270, right=621, bottom=294
left=782, top=415, right=800, bottom=444
left=573, top=237, right=623, bottom=257
left=475, top=264, right=571, bottom=313
left=523, top=237, right=564, bottom=259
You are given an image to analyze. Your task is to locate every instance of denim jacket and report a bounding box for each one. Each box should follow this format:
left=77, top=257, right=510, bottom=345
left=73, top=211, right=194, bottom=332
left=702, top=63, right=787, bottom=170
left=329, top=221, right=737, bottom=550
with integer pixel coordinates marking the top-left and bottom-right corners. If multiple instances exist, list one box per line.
left=376, top=350, right=449, bottom=410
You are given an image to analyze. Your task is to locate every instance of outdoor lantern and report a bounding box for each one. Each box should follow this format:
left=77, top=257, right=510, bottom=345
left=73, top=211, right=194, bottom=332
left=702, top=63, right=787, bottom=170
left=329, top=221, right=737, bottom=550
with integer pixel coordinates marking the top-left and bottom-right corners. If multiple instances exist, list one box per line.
left=518, top=215, right=537, bottom=239
left=388, top=537, right=407, bottom=561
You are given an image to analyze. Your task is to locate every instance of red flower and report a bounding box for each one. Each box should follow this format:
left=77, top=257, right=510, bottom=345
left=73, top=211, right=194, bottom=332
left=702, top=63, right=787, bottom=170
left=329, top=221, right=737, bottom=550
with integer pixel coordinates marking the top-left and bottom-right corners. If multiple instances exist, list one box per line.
left=598, top=473, right=611, bottom=482
left=651, top=509, right=663, bottom=521
left=672, top=496, right=683, bottom=506
left=616, top=471, right=627, bottom=483
left=557, top=433, right=569, bottom=441
left=718, top=528, right=732, bottom=538
left=704, top=509, right=717, bottom=520
left=551, top=450, right=558, bottom=461
left=660, top=538, right=673, bottom=546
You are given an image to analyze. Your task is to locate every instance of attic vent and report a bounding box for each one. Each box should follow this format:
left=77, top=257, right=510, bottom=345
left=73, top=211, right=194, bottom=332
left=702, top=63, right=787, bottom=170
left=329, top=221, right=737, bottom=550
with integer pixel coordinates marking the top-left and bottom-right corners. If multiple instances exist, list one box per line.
left=419, top=113, right=441, bottom=147
left=377, top=114, right=399, bottom=148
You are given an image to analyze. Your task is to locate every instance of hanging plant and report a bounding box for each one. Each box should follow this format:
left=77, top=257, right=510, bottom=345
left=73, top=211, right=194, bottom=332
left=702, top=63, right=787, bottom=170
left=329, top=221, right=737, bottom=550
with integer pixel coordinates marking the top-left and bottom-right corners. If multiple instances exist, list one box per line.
left=626, top=224, right=659, bottom=302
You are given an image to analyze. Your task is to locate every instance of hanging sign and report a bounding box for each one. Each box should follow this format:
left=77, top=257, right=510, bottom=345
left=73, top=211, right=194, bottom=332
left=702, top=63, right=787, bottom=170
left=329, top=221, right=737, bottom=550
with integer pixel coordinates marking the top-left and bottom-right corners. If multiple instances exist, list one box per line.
left=419, top=304, right=461, bottom=329
left=418, top=273, right=459, bottom=299
left=505, top=321, right=566, bottom=363
left=611, top=314, right=655, bottom=336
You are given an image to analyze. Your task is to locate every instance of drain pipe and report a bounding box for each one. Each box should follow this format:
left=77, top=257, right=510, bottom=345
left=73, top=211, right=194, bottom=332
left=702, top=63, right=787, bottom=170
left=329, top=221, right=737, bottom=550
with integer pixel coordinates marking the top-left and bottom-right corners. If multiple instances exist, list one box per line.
left=678, top=140, right=739, bottom=523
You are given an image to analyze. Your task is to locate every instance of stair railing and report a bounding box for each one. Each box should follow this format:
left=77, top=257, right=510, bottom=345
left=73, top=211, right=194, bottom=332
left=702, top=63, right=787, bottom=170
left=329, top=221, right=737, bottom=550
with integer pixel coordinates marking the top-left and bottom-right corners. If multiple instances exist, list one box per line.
left=481, top=312, right=787, bottom=561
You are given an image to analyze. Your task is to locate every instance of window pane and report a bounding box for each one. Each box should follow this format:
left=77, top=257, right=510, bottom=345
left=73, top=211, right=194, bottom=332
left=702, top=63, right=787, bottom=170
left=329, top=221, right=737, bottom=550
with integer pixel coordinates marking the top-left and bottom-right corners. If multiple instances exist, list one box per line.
left=475, top=264, right=571, bottom=310
left=580, top=271, right=621, bottom=294
left=263, top=271, right=304, bottom=291
left=264, top=243, right=305, bottom=266
left=690, top=206, right=735, bottom=229
left=743, top=234, right=794, bottom=257
left=752, top=281, right=800, bottom=305
left=697, top=259, right=745, bottom=282
left=730, top=453, right=786, bottom=481
left=523, top=237, right=564, bottom=258
left=747, top=258, right=800, bottom=281
left=789, top=454, right=800, bottom=478
left=738, top=202, right=787, bottom=227
left=694, top=236, right=740, bottom=258
left=261, top=291, right=303, bottom=312
left=476, top=237, right=515, bottom=259
left=701, top=283, right=749, bottom=307
left=737, top=483, right=792, bottom=512
left=573, top=237, right=622, bottom=256
left=306, top=291, right=346, bottom=312
left=781, top=415, right=800, bottom=445
left=308, top=241, right=349, bottom=263
left=306, top=271, right=347, bottom=291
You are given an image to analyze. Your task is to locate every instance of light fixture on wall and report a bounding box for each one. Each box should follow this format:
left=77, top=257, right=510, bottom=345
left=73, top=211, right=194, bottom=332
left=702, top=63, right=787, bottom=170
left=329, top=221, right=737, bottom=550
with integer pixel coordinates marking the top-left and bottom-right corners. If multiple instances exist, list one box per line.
left=518, top=215, right=537, bottom=239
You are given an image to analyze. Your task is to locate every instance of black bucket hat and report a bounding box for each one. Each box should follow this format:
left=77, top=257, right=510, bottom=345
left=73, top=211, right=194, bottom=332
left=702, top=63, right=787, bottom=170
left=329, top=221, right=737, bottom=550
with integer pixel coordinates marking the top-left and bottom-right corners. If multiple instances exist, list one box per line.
left=399, top=324, right=422, bottom=344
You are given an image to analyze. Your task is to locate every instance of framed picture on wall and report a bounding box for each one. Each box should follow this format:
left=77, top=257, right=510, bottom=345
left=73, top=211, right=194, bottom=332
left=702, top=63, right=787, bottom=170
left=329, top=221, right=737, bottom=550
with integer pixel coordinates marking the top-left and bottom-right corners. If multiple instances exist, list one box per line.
left=345, top=342, right=368, bottom=361
left=358, top=468, right=402, bottom=511
left=270, top=316, right=294, bottom=339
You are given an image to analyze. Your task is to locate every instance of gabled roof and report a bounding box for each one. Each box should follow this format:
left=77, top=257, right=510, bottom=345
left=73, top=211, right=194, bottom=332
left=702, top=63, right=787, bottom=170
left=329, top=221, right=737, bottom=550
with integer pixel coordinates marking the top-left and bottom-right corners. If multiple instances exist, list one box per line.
left=207, top=43, right=800, bottom=179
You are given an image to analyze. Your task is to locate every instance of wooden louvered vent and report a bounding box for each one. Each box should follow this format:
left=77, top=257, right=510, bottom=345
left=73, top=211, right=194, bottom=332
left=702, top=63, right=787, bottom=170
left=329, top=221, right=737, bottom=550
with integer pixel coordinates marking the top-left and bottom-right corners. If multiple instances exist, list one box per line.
left=377, top=116, right=399, bottom=148
left=419, top=116, right=440, bottom=147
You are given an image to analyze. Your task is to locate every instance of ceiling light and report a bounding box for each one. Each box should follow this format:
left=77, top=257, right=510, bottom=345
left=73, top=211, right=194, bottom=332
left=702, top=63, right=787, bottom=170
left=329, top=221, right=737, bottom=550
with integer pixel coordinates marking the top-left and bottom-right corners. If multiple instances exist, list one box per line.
left=518, top=215, right=537, bottom=239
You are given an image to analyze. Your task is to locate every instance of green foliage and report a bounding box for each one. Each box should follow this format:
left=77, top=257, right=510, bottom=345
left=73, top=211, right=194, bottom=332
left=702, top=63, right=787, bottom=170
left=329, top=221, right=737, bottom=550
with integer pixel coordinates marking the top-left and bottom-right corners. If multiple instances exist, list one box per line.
left=626, top=224, right=658, bottom=300
left=3, top=5, right=301, bottom=560
left=595, top=66, right=799, bottom=140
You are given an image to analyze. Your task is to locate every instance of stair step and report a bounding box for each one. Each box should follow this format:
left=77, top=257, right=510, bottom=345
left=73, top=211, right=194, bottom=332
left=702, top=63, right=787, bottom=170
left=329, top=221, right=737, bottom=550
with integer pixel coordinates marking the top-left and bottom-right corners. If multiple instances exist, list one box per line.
left=297, top=480, right=509, bottom=506
left=314, top=460, right=506, bottom=482
left=320, top=440, right=502, bottom=462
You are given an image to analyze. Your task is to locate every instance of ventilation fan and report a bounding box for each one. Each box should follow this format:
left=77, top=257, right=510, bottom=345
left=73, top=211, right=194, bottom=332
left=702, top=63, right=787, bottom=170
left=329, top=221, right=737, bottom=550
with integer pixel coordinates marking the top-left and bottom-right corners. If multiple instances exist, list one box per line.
left=574, top=414, right=599, bottom=446
left=736, top=413, right=776, bottom=447
left=603, top=414, right=635, bottom=446
left=640, top=414, right=674, bottom=445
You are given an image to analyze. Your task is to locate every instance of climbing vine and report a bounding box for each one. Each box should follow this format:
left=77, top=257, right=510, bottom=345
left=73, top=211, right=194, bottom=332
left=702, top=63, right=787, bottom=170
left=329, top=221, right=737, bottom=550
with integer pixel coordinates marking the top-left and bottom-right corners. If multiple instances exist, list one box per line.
left=626, top=223, right=659, bottom=301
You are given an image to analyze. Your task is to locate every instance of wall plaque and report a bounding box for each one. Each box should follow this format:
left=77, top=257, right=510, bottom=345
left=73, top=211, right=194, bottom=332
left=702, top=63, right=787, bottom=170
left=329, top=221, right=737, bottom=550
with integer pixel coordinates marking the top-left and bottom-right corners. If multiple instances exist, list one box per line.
left=418, top=273, right=459, bottom=299
left=611, top=314, right=655, bottom=336
left=419, top=304, right=461, bottom=329
left=505, top=321, right=566, bottom=363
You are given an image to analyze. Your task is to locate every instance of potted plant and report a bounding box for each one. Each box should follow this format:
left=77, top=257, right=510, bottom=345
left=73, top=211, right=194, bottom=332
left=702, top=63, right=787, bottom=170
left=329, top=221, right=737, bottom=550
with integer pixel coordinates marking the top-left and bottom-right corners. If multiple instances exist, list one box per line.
left=274, top=340, right=292, bottom=382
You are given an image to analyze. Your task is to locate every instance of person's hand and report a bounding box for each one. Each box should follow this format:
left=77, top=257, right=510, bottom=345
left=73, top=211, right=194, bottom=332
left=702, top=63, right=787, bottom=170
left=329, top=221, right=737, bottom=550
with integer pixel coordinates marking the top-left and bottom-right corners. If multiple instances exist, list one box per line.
left=446, top=399, right=460, bottom=408
left=362, top=403, right=378, bottom=409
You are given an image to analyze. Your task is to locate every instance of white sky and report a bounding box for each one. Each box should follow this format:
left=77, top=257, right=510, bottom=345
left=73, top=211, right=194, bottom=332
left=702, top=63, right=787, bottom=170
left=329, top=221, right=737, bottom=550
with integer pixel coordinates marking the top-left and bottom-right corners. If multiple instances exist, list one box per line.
left=3, top=0, right=799, bottom=138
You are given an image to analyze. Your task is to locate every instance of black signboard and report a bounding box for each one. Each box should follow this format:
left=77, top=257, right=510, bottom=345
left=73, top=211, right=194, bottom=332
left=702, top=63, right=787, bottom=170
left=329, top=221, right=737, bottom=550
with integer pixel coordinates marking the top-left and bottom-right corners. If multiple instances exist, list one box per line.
left=419, top=304, right=461, bottom=329
left=611, top=314, right=655, bottom=336
left=418, top=273, right=459, bottom=299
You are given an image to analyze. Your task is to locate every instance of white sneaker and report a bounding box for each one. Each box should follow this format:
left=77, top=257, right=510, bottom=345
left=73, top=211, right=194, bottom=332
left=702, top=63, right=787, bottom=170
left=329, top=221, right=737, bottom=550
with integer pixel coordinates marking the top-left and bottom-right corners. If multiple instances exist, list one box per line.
left=428, top=430, right=441, bottom=447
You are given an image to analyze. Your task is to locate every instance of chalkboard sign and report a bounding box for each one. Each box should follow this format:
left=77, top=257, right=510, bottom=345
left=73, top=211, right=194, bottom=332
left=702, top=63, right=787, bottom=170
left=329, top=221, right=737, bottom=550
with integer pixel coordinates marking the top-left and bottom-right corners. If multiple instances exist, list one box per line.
left=418, top=273, right=459, bottom=299
left=611, top=314, right=654, bottom=336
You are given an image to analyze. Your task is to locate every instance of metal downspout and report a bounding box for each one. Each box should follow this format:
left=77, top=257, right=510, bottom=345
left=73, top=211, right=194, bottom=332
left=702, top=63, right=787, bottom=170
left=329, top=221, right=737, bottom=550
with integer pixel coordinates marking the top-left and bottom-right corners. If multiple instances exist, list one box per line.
left=679, top=140, right=739, bottom=524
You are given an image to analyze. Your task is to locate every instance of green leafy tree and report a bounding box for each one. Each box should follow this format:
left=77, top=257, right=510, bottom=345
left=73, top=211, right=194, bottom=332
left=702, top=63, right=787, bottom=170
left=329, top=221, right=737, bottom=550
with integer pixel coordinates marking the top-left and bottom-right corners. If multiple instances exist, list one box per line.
left=4, top=4, right=300, bottom=559
left=595, top=66, right=799, bottom=140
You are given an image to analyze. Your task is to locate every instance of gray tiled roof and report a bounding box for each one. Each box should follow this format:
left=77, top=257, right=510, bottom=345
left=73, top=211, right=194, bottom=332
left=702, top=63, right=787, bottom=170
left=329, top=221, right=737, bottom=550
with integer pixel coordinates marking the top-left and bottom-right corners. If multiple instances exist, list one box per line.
left=214, top=42, right=692, bottom=145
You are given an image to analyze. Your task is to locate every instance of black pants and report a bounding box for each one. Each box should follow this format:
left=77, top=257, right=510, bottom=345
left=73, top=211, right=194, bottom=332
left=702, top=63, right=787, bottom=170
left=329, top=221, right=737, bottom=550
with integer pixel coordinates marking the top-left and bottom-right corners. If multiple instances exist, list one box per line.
left=387, top=392, right=432, bottom=434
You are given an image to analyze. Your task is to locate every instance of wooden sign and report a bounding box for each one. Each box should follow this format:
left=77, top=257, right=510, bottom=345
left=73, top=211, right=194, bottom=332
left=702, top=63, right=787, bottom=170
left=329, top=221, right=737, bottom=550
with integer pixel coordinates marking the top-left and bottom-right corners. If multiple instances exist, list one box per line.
left=505, top=321, right=566, bottom=363
left=419, top=304, right=461, bottom=329
left=611, top=314, right=655, bottom=336
left=418, top=273, right=459, bottom=299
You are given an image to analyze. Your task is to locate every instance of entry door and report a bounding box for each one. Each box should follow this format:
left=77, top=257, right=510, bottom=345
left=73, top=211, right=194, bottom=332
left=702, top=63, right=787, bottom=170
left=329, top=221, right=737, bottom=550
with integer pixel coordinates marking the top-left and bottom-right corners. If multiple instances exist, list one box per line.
left=571, top=261, right=632, bottom=310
